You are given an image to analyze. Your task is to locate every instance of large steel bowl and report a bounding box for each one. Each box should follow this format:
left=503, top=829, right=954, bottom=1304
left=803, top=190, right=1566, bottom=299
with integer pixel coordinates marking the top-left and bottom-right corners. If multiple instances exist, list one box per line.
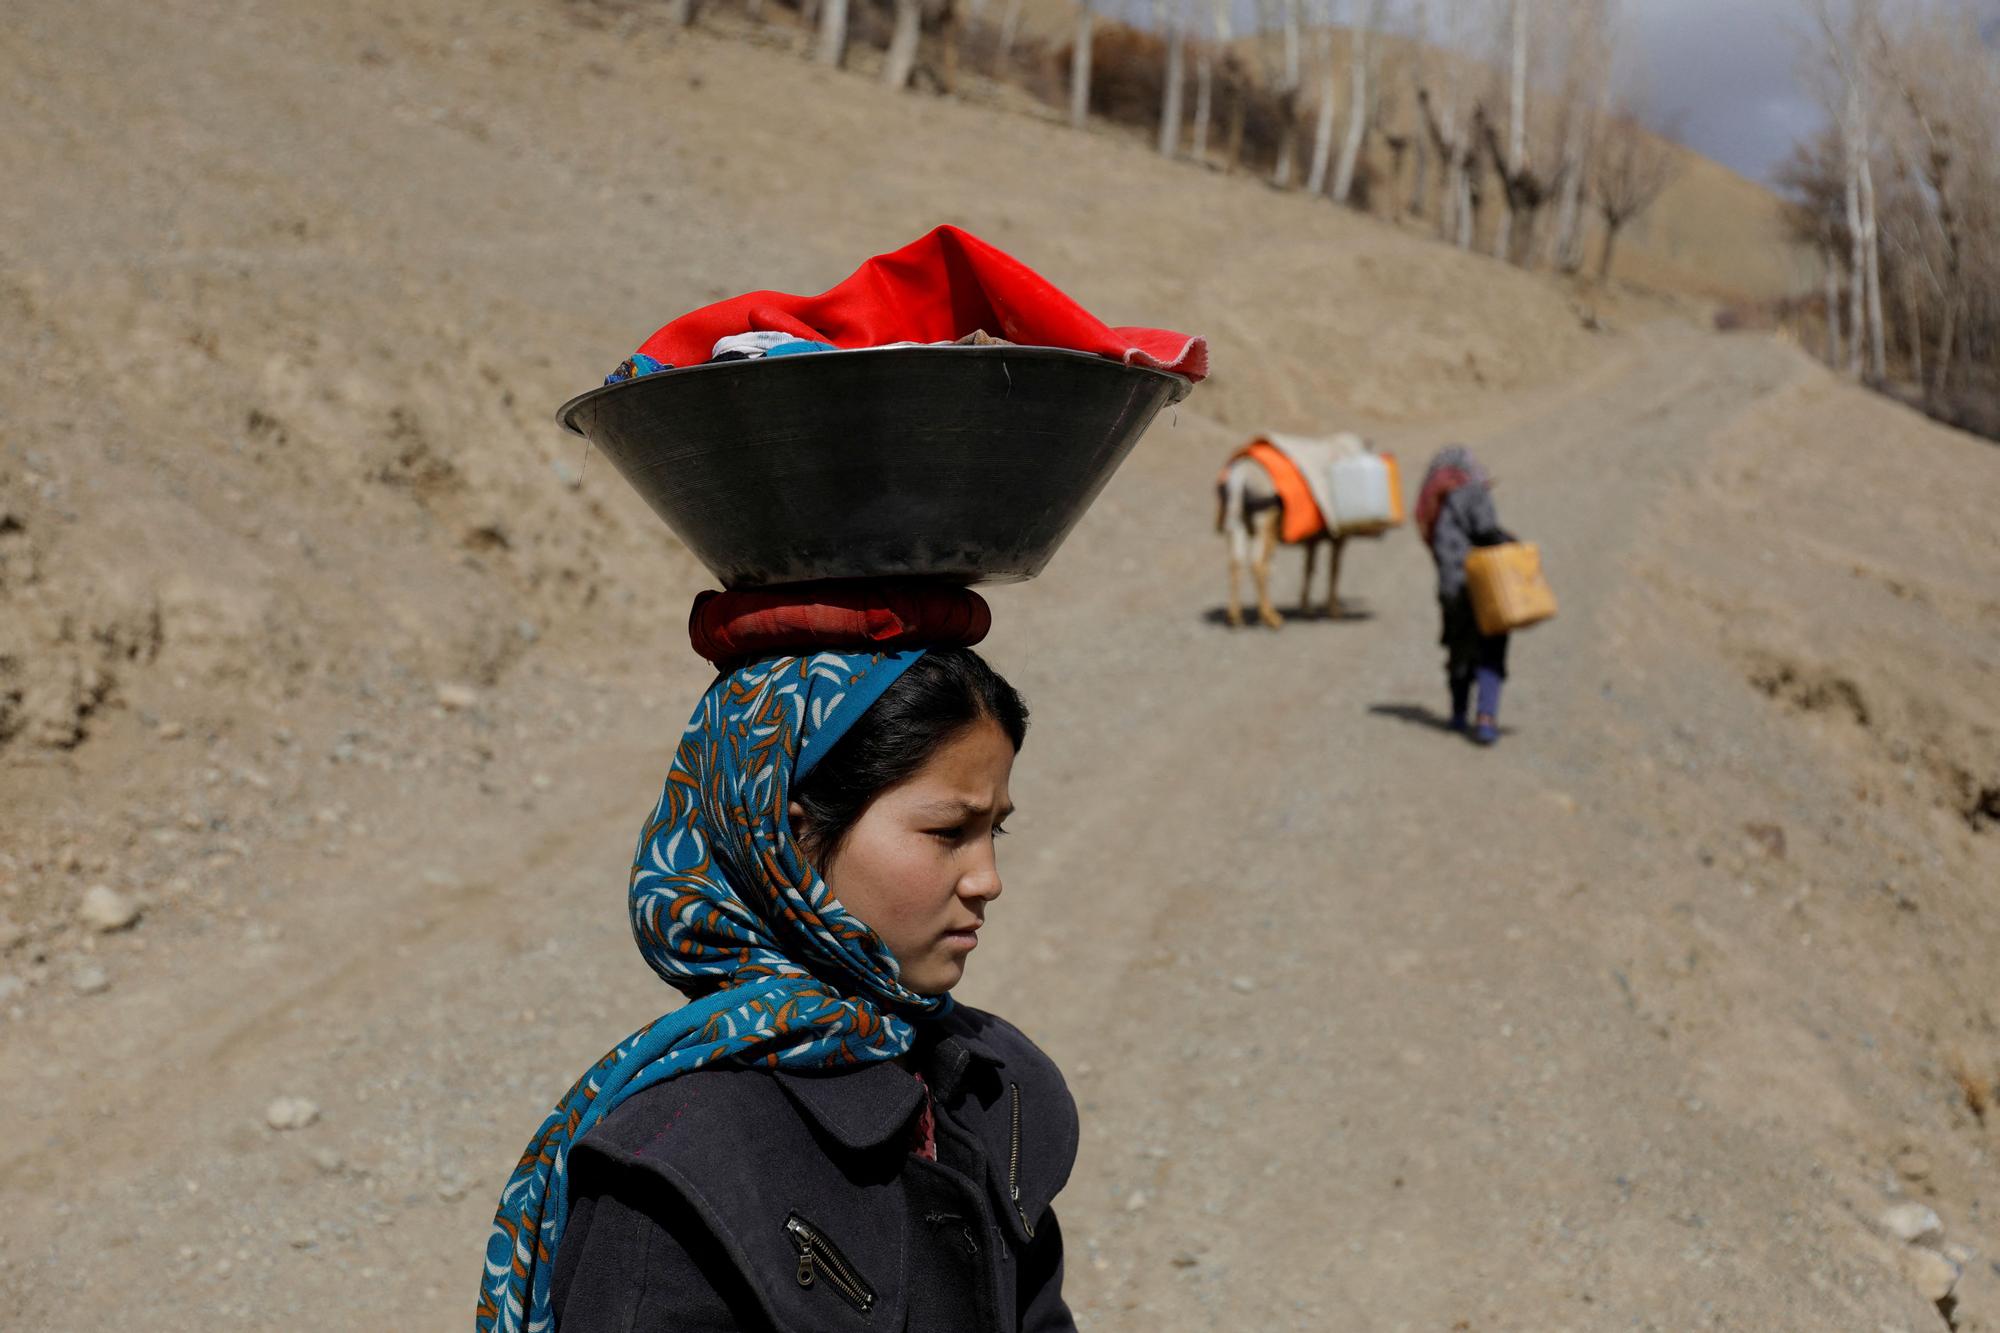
left=556, top=345, right=1192, bottom=588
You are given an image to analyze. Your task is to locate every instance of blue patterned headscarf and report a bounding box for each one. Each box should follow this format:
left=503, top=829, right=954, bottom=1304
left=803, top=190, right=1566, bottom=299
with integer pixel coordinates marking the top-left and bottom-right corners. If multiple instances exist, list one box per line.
left=478, top=650, right=941, bottom=1333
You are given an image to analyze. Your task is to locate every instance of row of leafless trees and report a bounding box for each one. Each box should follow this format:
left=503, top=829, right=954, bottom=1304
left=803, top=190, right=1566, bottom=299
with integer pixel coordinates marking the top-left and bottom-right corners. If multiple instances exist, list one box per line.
left=687, top=0, right=1683, bottom=281
left=1781, top=0, right=2000, bottom=403
left=1089, top=0, right=1682, bottom=281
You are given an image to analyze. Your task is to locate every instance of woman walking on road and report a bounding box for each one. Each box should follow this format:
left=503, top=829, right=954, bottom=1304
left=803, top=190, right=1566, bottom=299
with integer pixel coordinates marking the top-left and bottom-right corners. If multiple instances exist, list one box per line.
left=1416, top=445, right=1516, bottom=746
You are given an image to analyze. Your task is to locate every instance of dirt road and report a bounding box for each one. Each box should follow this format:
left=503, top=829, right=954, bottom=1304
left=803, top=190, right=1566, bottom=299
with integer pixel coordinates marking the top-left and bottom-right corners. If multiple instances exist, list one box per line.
left=5, top=0, right=1999, bottom=1327
left=8, top=309, right=1994, bottom=1329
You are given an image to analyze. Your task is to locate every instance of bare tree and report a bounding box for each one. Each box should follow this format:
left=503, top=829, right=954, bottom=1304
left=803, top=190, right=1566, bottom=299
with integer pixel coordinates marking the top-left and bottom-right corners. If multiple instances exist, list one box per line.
left=1491, top=0, right=1532, bottom=260
left=1809, top=0, right=1888, bottom=381
left=1406, top=1, right=1433, bottom=217
left=1070, top=0, right=1094, bottom=128
left=1330, top=0, right=1388, bottom=204
left=1776, top=129, right=1852, bottom=369
left=816, top=0, right=850, bottom=67
left=1864, top=3, right=1999, bottom=400
left=1478, top=101, right=1562, bottom=267
left=1591, top=109, right=1678, bottom=282
left=1544, top=0, right=1611, bottom=272
left=1415, top=1, right=1480, bottom=247
left=1304, top=2, right=1341, bottom=195
left=996, top=0, right=1025, bottom=64
left=884, top=0, right=924, bottom=88
left=1270, top=0, right=1305, bottom=187
left=1416, top=52, right=1480, bottom=239
left=1158, top=0, right=1189, bottom=157
left=1189, top=0, right=1231, bottom=161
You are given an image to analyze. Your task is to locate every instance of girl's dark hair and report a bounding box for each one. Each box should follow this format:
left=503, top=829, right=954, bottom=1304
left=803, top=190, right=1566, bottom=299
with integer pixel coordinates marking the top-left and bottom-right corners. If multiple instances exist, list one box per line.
left=791, top=648, right=1028, bottom=867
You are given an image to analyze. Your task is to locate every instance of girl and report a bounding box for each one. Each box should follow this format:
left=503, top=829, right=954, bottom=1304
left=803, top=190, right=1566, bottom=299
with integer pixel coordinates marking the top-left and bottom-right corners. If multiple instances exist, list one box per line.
left=480, top=646, right=1077, bottom=1332
left=1416, top=446, right=1515, bottom=746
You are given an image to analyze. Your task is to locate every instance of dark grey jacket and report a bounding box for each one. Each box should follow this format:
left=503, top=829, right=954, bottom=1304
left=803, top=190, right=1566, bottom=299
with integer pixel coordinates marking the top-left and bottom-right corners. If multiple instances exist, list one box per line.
left=551, top=1005, right=1079, bottom=1333
left=1429, top=482, right=1511, bottom=602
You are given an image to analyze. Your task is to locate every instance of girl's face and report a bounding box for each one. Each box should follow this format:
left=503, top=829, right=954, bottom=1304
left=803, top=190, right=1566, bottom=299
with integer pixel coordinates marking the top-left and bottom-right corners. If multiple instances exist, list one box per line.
left=796, top=717, right=1016, bottom=996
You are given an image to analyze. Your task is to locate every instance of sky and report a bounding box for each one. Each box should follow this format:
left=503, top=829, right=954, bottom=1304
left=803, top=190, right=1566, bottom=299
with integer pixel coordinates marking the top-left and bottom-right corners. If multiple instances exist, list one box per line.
left=1619, top=0, right=1826, bottom=183
left=1546, top=0, right=2000, bottom=184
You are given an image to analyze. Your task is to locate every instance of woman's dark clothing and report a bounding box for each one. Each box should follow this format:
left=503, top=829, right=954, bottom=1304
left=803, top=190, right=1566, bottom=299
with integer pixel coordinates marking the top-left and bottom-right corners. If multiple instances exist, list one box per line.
left=551, top=1004, right=1078, bottom=1333
left=1429, top=482, right=1514, bottom=701
left=1441, top=592, right=1510, bottom=682
left=1428, top=483, right=1509, bottom=604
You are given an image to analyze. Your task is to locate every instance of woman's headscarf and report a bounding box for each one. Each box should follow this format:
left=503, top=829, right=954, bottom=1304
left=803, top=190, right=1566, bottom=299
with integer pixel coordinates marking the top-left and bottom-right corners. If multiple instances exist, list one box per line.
left=1414, top=444, right=1491, bottom=547
left=477, top=650, right=943, bottom=1333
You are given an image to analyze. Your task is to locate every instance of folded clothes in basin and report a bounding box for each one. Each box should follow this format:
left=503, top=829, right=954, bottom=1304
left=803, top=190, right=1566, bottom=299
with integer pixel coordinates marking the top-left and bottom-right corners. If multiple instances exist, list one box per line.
left=601, top=224, right=1208, bottom=386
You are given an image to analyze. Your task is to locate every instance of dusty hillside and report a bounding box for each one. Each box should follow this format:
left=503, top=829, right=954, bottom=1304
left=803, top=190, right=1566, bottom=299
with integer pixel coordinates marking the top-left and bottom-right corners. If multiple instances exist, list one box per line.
left=3, top=1, right=1998, bottom=1330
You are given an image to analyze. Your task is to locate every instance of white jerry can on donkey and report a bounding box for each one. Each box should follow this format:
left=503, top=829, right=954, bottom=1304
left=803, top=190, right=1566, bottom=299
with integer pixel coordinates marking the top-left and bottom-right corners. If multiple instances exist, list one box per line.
left=1327, top=451, right=1404, bottom=536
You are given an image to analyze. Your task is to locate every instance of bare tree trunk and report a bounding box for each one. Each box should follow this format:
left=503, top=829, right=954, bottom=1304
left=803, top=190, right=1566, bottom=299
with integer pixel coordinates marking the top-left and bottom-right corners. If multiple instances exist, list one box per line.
left=997, top=0, right=1024, bottom=62
left=1304, top=21, right=1338, bottom=195
left=1281, top=0, right=1300, bottom=94
left=1858, top=154, right=1886, bottom=380
left=1330, top=0, right=1382, bottom=204
left=1508, top=0, right=1529, bottom=169
left=1273, top=111, right=1298, bottom=187
left=1189, top=0, right=1228, bottom=163
left=1548, top=159, right=1585, bottom=270
left=956, top=0, right=986, bottom=73
left=1844, top=111, right=1866, bottom=378
left=1418, top=88, right=1461, bottom=241
left=1541, top=0, right=1592, bottom=268
left=816, top=0, right=850, bottom=67
left=1191, top=46, right=1214, bottom=161
left=884, top=0, right=923, bottom=88
left=1158, top=0, right=1187, bottom=158
left=1597, top=218, right=1622, bottom=282
left=1493, top=0, right=1530, bottom=260
left=1070, top=3, right=1094, bottom=128
left=1410, top=130, right=1430, bottom=217
left=1933, top=295, right=1957, bottom=397
left=1456, top=169, right=1475, bottom=249
left=1902, top=267, right=1923, bottom=384
left=1824, top=255, right=1845, bottom=369
left=672, top=0, right=698, bottom=26
left=1269, top=0, right=1302, bottom=188
left=1549, top=1, right=1607, bottom=274
left=1407, top=0, right=1435, bottom=221
left=1225, top=90, right=1247, bottom=172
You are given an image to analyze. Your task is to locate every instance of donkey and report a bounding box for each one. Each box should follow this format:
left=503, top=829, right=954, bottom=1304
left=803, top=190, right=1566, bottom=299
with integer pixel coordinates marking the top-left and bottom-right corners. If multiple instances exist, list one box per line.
left=1216, top=445, right=1355, bottom=629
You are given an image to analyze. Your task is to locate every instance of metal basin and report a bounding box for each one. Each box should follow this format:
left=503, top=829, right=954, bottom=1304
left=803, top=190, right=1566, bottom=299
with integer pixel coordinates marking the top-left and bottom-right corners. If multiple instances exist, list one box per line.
left=557, top=345, right=1192, bottom=588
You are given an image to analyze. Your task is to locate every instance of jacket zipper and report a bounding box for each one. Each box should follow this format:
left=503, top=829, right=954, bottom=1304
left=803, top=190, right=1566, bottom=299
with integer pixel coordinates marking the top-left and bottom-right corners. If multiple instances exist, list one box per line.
left=786, top=1212, right=876, bottom=1314
left=1008, top=1081, right=1036, bottom=1238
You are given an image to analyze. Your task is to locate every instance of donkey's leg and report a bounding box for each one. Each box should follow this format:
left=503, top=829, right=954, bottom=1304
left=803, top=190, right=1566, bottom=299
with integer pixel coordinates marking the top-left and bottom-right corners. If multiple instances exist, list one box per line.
left=1254, top=511, right=1284, bottom=629
left=1299, top=538, right=1318, bottom=616
left=1226, top=521, right=1248, bottom=627
left=1325, top=536, right=1346, bottom=618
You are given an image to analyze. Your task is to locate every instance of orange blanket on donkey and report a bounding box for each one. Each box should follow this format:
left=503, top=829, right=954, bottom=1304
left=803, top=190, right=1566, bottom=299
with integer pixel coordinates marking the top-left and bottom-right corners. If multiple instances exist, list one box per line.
left=1224, top=440, right=1326, bottom=544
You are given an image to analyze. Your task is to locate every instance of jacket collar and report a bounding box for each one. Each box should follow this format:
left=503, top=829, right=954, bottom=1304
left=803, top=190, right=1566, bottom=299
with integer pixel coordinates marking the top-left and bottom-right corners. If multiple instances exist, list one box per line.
left=773, top=1060, right=924, bottom=1151
left=772, top=1009, right=1009, bottom=1150
left=938, top=1009, right=1010, bottom=1070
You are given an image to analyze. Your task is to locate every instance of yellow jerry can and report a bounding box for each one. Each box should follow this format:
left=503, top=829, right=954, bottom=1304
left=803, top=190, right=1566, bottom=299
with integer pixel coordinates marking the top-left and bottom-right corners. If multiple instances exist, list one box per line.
left=1465, top=542, right=1557, bottom=636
